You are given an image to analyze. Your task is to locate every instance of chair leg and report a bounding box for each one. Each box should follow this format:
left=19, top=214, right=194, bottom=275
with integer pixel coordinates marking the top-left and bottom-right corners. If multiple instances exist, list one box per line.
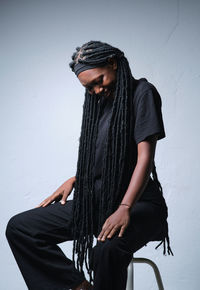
left=126, top=260, right=134, bottom=290
left=133, top=258, right=164, bottom=290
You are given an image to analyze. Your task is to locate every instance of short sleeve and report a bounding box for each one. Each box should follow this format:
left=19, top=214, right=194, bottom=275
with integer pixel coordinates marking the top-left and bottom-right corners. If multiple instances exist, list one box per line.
left=134, top=86, right=166, bottom=144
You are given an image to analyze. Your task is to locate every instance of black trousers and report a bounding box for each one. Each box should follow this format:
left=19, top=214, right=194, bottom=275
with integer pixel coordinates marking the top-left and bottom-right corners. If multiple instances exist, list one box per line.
left=5, top=193, right=167, bottom=290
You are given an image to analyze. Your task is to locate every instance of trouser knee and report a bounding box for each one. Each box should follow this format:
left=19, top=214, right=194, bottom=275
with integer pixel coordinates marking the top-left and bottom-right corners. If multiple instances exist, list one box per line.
left=5, top=213, right=25, bottom=241
left=90, top=238, right=128, bottom=270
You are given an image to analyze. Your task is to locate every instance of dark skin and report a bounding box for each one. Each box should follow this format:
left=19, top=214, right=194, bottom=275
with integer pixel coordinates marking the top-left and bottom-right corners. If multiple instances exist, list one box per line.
left=77, top=58, right=117, bottom=98
left=36, top=58, right=158, bottom=243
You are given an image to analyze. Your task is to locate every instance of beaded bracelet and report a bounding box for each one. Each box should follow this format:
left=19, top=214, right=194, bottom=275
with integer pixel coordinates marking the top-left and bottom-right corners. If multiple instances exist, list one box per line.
left=120, top=203, right=131, bottom=209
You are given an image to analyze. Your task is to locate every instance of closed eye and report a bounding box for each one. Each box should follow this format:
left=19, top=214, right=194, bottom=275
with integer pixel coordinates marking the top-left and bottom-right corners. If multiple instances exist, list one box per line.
left=86, top=75, right=103, bottom=91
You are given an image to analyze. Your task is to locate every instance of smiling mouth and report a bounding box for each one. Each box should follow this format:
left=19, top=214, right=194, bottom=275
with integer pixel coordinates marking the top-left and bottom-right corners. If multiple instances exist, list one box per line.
left=105, top=86, right=114, bottom=96
left=105, top=90, right=111, bottom=97
left=98, top=90, right=110, bottom=98
left=99, top=83, right=115, bottom=98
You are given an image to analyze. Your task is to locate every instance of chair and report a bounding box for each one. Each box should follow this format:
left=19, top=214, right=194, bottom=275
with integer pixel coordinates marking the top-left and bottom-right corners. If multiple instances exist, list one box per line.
left=126, top=225, right=167, bottom=290
left=125, top=209, right=173, bottom=289
left=126, top=253, right=164, bottom=290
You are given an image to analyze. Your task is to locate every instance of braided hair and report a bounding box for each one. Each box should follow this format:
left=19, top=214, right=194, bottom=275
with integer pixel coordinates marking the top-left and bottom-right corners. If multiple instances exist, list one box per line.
left=69, top=40, right=173, bottom=283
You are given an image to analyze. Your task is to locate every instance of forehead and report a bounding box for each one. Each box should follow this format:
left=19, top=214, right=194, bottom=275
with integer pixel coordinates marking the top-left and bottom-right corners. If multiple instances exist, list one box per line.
left=78, top=66, right=107, bottom=86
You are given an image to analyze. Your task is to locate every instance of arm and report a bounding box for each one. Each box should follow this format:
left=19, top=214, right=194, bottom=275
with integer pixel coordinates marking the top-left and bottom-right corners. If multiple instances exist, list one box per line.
left=97, top=134, right=158, bottom=241
left=68, top=176, right=76, bottom=187
left=120, top=134, right=157, bottom=208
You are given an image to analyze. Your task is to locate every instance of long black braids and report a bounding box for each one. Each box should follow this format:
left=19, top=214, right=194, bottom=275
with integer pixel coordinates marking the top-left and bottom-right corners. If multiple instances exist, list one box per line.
left=69, top=40, right=173, bottom=283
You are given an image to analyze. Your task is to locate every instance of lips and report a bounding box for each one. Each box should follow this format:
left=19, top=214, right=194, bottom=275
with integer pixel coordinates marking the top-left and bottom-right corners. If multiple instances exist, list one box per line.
left=105, top=90, right=111, bottom=97
left=100, top=83, right=115, bottom=98
left=98, top=89, right=110, bottom=98
left=105, top=86, right=114, bottom=96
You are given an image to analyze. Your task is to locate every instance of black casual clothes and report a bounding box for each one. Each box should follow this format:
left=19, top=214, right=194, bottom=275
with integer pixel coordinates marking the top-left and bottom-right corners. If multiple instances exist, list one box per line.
left=93, top=77, right=166, bottom=203
left=133, top=78, right=165, bottom=145
left=6, top=195, right=168, bottom=290
left=5, top=77, right=172, bottom=290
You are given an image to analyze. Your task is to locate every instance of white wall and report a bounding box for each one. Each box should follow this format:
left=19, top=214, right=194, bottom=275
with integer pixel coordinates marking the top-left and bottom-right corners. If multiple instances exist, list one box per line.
left=1, top=0, right=200, bottom=289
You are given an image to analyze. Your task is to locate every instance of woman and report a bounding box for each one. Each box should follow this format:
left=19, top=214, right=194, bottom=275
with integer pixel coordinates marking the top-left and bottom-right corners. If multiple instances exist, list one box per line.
left=6, top=40, right=173, bottom=290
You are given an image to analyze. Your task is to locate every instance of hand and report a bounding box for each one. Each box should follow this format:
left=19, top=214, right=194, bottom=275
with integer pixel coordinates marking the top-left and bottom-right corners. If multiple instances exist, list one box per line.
left=35, top=177, right=75, bottom=208
left=97, top=205, right=130, bottom=242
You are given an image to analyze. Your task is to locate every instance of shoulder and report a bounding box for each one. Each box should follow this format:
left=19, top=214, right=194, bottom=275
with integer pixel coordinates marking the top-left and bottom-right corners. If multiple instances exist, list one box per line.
left=132, top=77, right=162, bottom=108
left=133, top=77, right=159, bottom=100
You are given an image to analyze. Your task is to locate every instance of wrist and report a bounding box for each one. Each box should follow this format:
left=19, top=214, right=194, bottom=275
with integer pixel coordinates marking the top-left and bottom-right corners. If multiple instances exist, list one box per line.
left=119, top=203, right=131, bottom=211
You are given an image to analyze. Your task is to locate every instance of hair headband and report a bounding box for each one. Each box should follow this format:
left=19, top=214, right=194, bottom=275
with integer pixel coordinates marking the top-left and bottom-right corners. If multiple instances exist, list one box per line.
left=74, top=62, right=106, bottom=77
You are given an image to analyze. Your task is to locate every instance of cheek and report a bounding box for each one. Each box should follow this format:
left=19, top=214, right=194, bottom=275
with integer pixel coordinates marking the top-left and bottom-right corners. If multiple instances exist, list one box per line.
left=104, top=72, right=116, bottom=87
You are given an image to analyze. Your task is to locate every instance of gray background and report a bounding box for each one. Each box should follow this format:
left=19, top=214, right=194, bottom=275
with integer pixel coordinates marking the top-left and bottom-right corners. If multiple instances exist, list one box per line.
left=1, top=0, right=200, bottom=289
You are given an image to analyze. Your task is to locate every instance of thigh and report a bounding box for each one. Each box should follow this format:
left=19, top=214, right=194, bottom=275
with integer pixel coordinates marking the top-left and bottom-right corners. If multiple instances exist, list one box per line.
left=123, top=200, right=167, bottom=251
left=7, top=199, right=75, bottom=244
left=92, top=199, right=167, bottom=263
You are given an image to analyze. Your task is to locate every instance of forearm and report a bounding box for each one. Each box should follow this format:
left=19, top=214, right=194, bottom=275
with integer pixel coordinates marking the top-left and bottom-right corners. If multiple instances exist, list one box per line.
left=120, top=134, right=159, bottom=209
left=120, top=157, right=154, bottom=209
left=68, top=176, right=76, bottom=186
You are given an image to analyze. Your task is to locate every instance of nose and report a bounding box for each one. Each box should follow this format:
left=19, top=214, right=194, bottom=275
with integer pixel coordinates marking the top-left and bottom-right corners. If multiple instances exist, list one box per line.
left=94, top=85, right=103, bottom=95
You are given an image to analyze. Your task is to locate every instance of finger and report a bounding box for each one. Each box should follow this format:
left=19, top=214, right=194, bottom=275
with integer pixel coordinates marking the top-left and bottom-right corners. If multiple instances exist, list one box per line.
left=98, top=227, right=107, bottom=241
left=107, top=226, right=118, bottom=239
left=54, top=195, right=61, bottom=203
left=40, top=192, right=63, bottom=207
left=41, top=200, right=52, bottom=207
left=35, top=191, right=60, bottom=208
left=60, top=191, right=68, bottom=205
left=99, top=226, right=113, bottom=241
left=97, top=221, right=109, bottom=240
left=98, top=229, right=105, bottom=241
left=103, top=225, right=118, bottom=240
left=118, top=225, right=126, bottom=237
left=35, top=200, right=47, bottom=208
left=40, top=197, right=55, bottom=207
left=100, top=229, right=110, bottom=241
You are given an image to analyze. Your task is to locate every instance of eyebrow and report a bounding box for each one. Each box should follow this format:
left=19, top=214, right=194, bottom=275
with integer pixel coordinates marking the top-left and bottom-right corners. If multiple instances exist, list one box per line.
left=83, top=75, right=103, bottom=87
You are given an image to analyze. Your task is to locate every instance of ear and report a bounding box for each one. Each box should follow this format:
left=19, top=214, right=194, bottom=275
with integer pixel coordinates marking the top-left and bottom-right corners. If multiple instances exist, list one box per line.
left=107, top=57, right=117, bottom=70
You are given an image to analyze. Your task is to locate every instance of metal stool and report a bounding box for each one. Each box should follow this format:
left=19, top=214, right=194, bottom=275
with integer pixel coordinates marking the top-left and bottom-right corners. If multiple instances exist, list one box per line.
left=125, top=213, right=174, bottom=289
left=126, top=254, right=164, bottom=290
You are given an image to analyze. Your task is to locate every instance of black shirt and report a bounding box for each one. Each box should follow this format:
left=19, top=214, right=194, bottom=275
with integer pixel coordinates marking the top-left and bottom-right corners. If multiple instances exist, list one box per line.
left=93, top=77, right=166, bottom=202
